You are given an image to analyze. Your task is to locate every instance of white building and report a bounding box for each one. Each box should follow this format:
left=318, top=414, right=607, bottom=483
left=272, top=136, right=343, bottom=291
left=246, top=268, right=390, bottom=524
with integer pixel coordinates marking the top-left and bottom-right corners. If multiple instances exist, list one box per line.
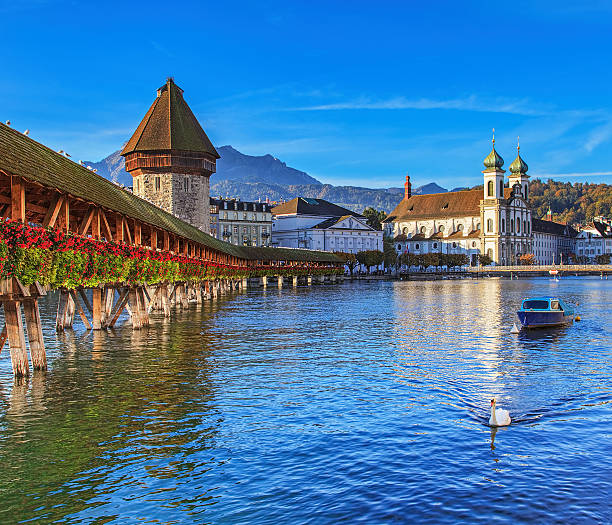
left=532, top=216, right=577, bottom=264
left=385, top=138, right=533, bottom=266
left=209, top=197, right=272, bottom=247
left=576, top=218, right=612, bottom=262
left=271, top=197, right=383, bottom=257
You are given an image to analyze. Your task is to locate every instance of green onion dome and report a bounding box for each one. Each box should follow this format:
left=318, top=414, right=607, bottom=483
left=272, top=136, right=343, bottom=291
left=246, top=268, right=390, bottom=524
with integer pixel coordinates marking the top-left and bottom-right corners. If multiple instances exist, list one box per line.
left=509, top=152, right=528, bottom=174
left=483, top=145, right=504, bottom=171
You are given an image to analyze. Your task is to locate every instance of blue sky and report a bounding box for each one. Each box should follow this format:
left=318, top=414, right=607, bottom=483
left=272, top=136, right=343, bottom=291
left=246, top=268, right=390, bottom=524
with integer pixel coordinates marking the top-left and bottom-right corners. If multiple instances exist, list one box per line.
left=2, top=0, right=612, bottom=189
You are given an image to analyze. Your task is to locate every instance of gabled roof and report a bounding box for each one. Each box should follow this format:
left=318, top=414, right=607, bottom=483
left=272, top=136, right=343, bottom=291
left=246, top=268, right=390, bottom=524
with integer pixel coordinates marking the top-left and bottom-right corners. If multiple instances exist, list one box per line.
left=532, top=218, right=578, bottom=237
left=312, top=214, right=373, bottom=230
left=121, top=78, right=219, bottom=158
left=271, top=197, right=362, bottom=218
left=389, top=189, right=482, bottom=221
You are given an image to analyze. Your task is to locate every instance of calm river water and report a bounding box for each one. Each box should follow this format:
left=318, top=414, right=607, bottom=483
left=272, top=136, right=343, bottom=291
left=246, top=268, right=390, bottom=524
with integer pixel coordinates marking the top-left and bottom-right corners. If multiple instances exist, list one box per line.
left=0, top=278, right=610, bottom=523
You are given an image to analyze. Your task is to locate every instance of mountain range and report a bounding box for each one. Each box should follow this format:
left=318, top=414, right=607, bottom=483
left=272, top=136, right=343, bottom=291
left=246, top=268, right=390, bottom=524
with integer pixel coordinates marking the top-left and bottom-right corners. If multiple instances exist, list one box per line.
left=85, top=145, right=450, bottom=213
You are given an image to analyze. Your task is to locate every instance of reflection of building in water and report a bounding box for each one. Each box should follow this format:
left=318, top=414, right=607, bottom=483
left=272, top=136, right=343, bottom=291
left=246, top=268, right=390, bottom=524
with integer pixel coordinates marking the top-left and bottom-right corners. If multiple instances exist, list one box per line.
left=391, top=279, right=504, bottom=365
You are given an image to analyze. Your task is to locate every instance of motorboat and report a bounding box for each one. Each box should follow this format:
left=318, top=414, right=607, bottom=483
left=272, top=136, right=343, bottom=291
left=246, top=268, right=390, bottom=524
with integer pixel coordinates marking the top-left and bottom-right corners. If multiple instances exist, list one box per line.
left=516, top=297, right=575, bottom=329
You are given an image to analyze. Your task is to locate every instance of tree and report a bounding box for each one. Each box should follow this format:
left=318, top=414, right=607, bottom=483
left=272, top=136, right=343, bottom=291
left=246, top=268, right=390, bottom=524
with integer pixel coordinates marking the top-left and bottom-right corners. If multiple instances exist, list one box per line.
left=518, top=253, right=537, bottom=266
left=383, top=236, right=399, bottom=270
left=362, top=207, right=387, bottom=231
left=356, top=250, right=384, bottom=273
left=446, top=253, right=469, bottom=270
left=334, top=251, right=358, bottom=276
left=596, top=253, right=611, bottom=265
left=478, top=254, right=493, bottom=266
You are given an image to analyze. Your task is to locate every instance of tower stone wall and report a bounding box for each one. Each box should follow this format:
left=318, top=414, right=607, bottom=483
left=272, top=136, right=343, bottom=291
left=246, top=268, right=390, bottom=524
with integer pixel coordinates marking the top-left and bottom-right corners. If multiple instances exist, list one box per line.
left=133, top=172, right=210, bottom=233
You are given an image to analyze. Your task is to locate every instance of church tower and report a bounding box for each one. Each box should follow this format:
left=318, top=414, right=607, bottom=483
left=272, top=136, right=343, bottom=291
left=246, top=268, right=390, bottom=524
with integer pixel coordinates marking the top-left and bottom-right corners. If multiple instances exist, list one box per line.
left=480, top=132, right=506, bottom=264
left=121, top=78, right=219, bottom=233
left=508, top=137, right=529, bottom=200
left=482, top=131, right=505, bottom=201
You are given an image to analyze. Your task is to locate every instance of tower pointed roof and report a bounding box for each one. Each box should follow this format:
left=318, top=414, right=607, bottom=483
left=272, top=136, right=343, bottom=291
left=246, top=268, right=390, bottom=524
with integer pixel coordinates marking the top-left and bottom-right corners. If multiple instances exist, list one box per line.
left=509, top=137, right=528, bottom=174
left=483, top=131, right=504, bottom=172
left=121, top=78, right=219, bottom=158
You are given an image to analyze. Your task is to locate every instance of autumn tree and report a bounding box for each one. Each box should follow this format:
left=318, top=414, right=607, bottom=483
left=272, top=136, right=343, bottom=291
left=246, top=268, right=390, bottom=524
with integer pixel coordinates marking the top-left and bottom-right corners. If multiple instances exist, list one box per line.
left=362, top=207, right=387, bottom=231
left=518, top=253, right=537, bottom=266
left=478, top=254, right=493, bottom=266
left=334, top=251, right=358, bottom=276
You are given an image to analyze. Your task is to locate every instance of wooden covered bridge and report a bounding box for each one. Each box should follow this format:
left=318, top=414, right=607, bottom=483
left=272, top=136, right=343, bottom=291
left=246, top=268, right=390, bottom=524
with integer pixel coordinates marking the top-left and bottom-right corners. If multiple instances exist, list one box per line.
left=0, top=121, right=342, bottom=378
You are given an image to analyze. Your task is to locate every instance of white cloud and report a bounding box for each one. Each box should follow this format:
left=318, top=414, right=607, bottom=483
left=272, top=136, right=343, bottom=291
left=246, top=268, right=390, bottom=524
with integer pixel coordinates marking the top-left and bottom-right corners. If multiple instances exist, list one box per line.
left=292, top=95, right=554, bottom=116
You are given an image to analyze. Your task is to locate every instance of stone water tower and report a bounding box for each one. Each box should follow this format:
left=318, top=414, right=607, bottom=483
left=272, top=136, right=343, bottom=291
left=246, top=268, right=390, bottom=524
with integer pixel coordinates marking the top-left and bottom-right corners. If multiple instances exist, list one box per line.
left=121, top=78, right=219, bottom=233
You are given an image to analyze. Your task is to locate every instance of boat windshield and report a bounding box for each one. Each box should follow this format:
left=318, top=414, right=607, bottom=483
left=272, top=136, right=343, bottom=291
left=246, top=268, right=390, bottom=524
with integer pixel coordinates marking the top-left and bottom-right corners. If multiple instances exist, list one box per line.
left=550, top=300, right=561, bottom=310
left=523, top=299, right=550, bottom=310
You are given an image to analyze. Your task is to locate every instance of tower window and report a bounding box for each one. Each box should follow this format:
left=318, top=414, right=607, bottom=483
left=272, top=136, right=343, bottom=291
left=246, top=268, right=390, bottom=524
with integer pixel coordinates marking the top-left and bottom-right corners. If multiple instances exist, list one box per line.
left=487, top=180, right=494, bottom=197
left=502, top=219, right=505, bottom=232
left=155, top=176, right=161, bottom=191
left=500, top=180, right=504, bottom=196
left=516, top=218, right=520, bottom=233
left=184, top=178, right=190, bottom=192
left=487, top=218, right=493, bottom=232
left=524, top=185, right=528, bottom=199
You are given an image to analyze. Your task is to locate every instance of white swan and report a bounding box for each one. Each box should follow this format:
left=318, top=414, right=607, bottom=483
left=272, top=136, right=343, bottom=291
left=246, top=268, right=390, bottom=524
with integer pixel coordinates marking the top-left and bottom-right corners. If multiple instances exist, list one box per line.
left=489, top=399, right=511, bottom=427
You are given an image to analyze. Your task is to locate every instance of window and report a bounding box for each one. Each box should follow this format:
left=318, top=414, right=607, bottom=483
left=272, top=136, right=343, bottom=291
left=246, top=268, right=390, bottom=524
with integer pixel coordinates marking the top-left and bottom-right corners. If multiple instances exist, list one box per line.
left=397, top=244, right=402, bottom=250
left=433, top=243, right=438, bottom=249
left=402, top=227, right=408, bottom=235
left=487, top=180, right=494, bottom=197
left=516, top=218, right=521, bottom=233
left=415, top=243, right=420, bottom=249
left=155, top=176, right=161, bottom=191
left=183, top=178, right=189, bottom=192
left=233, top=226, right=238, bottom=234
left=501, top=219, right=505, bottom=233
left=457, top=224, right=464, bottom=231
left=420, top=226, right=426, bottom=234
left=499, top=180, right=504, bottom=196
left=472, top=241, right=477, bottom=248
left=524, top=185, right=528, bottom=199
left=452, top=242, right=457, bottom=248
left=438, top=225, right=445, bottom=233
left=487, top=218, right=493, bottom=232
left=511, top=220, right=514, bottom=233
left=523, top=220, right=527, bottom=235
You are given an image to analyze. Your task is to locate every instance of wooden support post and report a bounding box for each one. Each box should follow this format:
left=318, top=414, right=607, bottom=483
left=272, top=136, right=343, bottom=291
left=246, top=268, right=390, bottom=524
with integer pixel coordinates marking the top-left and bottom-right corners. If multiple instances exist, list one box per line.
left=92, top=288, right=102, bottom=330
left=137, top=287, right=149, bottom=326
left=78, top=289, right=93, bottom=315
left=128, top=288, right=141, bottom=329
left=56, top=289, right=68, bottom=331
left=103, top=287, right=114, bottom=324
left=160, top=285, right=171, bottom=318
left=181, top=284, right=189, bottom=308
left=106, top=288, right=129, bottom=328
left=69, top=290, right=92, bottom=330
left=23, top=298, right=47, bottom=370
left=10, top=176, right=25, bottom=222
left=3, top=300, right=29, bottom=377
left=277, top=276, right=283, bottom=288
left=65, top=293, right=76, bottom=328
left=292, top=276, right=298, bottom=287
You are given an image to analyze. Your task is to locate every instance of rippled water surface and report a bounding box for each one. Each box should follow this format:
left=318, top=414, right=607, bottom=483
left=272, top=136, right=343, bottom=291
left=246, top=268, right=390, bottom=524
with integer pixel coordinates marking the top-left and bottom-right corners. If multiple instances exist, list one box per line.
left=0, top=278, right=611, bottom=523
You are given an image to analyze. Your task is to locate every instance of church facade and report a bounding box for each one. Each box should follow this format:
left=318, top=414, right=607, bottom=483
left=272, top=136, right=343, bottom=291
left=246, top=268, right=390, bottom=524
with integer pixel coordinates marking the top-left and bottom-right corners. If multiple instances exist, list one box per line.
left=384, top=139, right=534, bottom=266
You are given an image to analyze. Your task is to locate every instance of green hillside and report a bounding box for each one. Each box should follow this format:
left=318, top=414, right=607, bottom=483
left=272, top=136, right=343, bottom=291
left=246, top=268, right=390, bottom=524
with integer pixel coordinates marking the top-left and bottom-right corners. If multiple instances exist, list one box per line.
left=529, top=179, right=612, bottom=225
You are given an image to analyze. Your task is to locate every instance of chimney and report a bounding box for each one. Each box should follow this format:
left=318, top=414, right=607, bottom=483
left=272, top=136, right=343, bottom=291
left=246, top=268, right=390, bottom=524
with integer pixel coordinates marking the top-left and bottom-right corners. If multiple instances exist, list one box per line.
left=404, top=175, right=412, bottom=199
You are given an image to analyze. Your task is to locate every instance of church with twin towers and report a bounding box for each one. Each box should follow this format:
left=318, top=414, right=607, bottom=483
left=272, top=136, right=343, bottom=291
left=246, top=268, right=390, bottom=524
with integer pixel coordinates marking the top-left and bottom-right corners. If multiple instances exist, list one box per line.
left=384, top=135, right=537, bottom=266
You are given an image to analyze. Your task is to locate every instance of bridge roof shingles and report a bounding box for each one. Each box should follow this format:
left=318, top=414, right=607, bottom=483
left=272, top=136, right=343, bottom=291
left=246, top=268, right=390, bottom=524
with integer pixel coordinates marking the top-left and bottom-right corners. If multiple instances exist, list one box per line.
left=0, top=123, right=339, bottom=264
